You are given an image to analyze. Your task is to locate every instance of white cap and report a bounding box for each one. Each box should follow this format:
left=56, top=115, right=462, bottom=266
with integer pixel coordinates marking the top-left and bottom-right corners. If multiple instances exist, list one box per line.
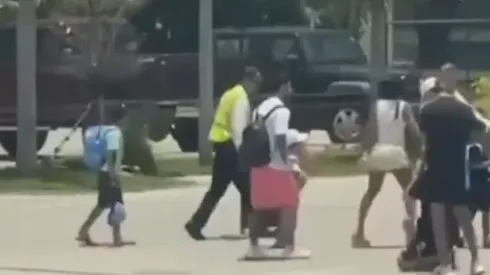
left=420, top=77, right=438, bottom=96
left=286, top=129, right=308, bottom=146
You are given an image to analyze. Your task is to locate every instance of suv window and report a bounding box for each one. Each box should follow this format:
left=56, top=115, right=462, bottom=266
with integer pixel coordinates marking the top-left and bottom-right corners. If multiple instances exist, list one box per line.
left=245, top=36, right=296, bottom=62
left=301, top=32, right=367, bottom=64
left=216, top=38, right=241, bottom=59
left=271, top=38, right=295, bottom=61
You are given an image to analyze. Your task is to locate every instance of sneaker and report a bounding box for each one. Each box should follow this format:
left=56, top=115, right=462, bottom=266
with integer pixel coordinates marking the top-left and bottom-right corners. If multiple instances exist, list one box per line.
left=245, top=245, right=266, bottom=258
left=433, top=265, right=455, bottom=275
left=240, top=228, right=249, bottom=237
left=471, top=263, right=485, bottom=275
left=184, top=221, right=206, bottom=241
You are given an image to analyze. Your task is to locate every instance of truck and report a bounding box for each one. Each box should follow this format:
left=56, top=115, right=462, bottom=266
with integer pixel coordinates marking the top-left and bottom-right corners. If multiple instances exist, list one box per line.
left=0, top=25, right=420, bottom=156
left=167, top=27, right=420, bottom=152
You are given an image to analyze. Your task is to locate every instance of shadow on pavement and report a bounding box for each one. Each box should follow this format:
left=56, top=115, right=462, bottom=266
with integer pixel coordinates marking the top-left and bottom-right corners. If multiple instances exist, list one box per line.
left=77, top=241, right=137, bottom=248
left=0, top=267, right=124, bottom=275
left=205, top=234, right=248, bottom=241
left=367, top=244, right=403, bottom=249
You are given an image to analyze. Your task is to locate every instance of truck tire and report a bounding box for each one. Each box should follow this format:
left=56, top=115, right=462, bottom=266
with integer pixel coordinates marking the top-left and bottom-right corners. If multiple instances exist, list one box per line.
left=0, top=130, right=49, bottom=158
left=171, top=118, right=198, bottom=152
left=328, top=108, right=364, bottom=144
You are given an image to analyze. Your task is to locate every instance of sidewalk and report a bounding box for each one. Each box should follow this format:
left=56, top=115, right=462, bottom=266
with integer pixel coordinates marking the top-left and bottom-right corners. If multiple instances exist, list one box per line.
left=1, top=174, right=484, bottom=275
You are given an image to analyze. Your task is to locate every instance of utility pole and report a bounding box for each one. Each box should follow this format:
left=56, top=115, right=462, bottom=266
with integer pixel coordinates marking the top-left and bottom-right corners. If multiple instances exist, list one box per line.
left=370, top=0, right=387, bottom=98
left=16, top=0, right=38, bottom=170
left=198, top=0, right=214, bottom=164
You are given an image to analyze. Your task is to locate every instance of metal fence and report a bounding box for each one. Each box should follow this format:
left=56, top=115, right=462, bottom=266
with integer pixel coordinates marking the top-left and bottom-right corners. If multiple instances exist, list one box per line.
left=387, top=0, right=490, bottom=75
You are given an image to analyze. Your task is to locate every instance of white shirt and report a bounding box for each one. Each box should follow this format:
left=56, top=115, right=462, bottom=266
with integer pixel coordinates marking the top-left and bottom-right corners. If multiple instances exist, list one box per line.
left=231, top=93, right=250, bottom=149
left=255, top=96, right=291, bottom=170
left=376, top=99, right=406, bottom=147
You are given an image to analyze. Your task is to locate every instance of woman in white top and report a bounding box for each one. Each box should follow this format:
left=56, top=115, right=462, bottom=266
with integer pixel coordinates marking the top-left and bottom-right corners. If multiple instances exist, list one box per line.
left=352, top=78, right=423, bottom=248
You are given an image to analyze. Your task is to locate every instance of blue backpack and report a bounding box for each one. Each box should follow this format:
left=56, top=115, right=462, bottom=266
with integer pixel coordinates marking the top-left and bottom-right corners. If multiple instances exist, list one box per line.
left=83, top=126, right=116, bottom=170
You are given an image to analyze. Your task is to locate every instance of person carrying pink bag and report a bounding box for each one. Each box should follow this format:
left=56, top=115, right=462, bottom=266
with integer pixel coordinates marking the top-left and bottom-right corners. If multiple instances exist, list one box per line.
left=240, top=75, right=310, bottom=258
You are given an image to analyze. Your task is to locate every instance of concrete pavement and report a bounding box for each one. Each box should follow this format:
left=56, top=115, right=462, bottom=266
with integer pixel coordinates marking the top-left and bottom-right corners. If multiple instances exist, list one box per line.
left=1, top=175, right=489, bottom=275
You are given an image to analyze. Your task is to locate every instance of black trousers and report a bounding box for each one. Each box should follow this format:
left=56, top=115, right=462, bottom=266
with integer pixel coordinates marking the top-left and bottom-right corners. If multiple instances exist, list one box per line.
left=405, top=202, right=476, bottom=258
left=190, top=140, right=251, bottom=230
left=97, top=171, right=123, bottom=209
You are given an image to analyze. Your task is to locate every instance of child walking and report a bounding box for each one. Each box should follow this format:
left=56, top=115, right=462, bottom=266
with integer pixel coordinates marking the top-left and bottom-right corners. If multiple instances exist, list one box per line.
left=76, top=105, right=134, bottom=247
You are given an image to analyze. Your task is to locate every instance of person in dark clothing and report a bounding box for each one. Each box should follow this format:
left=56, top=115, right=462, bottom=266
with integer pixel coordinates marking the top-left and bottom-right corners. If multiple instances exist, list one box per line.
left=398, top=201, right=459, bottom=272
left=399, top=143, right=490, bottom=272
left=184, top=67, right=262, bottom=240
left=413, top=76, right=486, bottom=275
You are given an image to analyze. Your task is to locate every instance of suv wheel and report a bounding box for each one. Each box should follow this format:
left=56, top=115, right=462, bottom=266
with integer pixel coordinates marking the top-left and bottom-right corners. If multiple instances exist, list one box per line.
left=329, top=108, right=362, bottom=143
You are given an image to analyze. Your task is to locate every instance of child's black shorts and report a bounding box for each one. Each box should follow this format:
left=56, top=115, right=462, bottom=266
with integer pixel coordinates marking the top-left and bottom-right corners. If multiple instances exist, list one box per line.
left=97, top=171, right=123, bottom=209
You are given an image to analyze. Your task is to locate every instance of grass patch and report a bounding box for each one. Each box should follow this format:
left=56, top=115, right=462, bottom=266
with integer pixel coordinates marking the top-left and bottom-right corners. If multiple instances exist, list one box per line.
left=0, top=165, right=195, bottom=194
left=152, top=150, right=362, bottom=178
left=306, top=152, right=362, bottom=177
left=0, top=149, right=361, bottom=194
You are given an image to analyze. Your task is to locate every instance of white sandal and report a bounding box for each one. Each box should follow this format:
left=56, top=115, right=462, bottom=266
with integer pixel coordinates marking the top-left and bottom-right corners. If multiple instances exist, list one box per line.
left=471, top=264, right=485, bottom=275
left=433, top=265, right=456, bottom=275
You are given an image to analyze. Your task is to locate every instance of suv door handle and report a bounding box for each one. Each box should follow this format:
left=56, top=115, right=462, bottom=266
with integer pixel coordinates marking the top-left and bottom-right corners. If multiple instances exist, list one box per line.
left=139, top=57, right=155, bottom=63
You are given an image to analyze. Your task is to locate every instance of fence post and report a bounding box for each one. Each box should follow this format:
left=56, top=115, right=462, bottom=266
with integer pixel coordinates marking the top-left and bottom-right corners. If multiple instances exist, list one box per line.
left=16, top=0, right=38, bottom=171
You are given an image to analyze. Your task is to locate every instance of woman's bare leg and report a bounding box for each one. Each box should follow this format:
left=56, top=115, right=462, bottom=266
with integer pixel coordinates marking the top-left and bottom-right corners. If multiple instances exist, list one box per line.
left=453, top=205, right=484, bottom=274
left=352, top=171, right=385, bottom=247
left=393, top=168, right=417, bottom=245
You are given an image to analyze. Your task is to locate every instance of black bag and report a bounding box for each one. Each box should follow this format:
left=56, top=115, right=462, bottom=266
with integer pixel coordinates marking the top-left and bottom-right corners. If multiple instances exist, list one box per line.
left=239, top=105, right=284, bottom=168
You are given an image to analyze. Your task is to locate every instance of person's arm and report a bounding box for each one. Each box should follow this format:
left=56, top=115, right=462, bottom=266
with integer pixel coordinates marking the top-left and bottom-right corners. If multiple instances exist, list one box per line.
left=231, top=95, right=250, bottom=149
left=360, top=103, right=377, bottom=154
left=454, top=91, right=490, bottom=131
left=419, top=102, right=430, bottom=134
left=105, top=129, right=122, bottom=185
left=468, top=106, right=487, bottom=133
left=274, top=108, right=290, bottom=164
left=402, top=102, right=423, bottom=160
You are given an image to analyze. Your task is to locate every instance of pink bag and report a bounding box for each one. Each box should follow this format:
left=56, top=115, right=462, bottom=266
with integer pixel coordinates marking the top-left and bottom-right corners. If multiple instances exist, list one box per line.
left=250, top=166, right=299, bottom=209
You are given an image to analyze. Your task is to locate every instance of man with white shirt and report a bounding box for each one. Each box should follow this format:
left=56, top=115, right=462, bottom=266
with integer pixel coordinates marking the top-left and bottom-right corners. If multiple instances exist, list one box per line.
left=254, top=81, right=292, bottom=171
left=185, top=67, right=262, bottom=240
left=247, top=78, right=296, bottom=255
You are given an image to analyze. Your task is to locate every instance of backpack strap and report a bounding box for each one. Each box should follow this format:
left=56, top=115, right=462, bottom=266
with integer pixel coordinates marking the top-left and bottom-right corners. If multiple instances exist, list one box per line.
left=394, top=100, right=401, bottom=120
left=262, top=105, right=285, bottom=121
left=99, top=126, right=118, bottom=167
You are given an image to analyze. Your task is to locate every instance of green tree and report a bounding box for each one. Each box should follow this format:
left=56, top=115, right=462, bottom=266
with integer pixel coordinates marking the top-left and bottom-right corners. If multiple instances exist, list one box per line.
left=300, top=0, right=369, bottom=41
left=305, top=0, right=458, bottom=68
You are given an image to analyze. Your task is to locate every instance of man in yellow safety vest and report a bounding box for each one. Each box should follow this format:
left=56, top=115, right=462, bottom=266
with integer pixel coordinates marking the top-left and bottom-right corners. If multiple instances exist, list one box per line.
left=185, top=66, right=262, bottom=240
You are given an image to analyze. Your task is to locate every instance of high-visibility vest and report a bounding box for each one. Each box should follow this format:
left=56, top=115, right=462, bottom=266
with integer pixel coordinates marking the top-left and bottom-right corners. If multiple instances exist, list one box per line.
left=208, top=84, right=247, bottom=143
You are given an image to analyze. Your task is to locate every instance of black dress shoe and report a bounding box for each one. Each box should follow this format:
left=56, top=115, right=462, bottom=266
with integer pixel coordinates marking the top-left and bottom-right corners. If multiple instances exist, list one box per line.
left=185, top=221, right=206, bottom=241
